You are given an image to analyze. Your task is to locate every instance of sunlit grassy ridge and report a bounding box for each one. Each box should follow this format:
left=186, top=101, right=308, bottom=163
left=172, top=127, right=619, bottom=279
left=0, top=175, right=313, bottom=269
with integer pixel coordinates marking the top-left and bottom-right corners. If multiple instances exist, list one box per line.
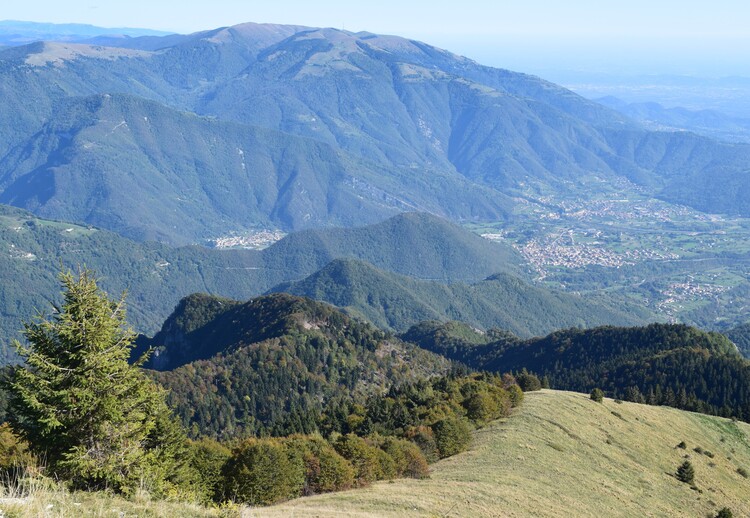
left=254, top=390, right=750, bottom=517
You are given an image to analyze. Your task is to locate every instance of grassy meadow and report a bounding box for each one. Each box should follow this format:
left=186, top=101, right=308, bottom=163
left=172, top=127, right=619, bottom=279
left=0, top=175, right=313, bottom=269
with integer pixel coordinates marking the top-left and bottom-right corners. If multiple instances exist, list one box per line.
left=253, top=390, right=750, bottom=517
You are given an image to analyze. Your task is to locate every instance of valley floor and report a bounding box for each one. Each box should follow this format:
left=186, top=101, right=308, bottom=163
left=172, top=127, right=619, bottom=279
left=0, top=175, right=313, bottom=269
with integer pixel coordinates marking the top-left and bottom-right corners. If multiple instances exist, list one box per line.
left=251, top=390, right=750, bottom=517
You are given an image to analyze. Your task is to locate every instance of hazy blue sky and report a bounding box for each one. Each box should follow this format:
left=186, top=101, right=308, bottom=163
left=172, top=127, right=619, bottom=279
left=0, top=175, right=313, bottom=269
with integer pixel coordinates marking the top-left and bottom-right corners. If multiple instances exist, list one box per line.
left=5, top=0, right=750, bottom=75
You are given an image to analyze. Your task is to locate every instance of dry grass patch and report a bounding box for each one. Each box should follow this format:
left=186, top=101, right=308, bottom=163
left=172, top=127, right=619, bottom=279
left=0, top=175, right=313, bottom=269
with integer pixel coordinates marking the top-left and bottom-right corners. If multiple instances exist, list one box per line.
left=0, top=482, right=238, bottom=517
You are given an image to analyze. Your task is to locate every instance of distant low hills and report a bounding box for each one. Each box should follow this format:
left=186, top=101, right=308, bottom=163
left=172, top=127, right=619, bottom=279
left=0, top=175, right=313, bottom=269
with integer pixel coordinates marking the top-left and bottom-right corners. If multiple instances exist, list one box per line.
left=271, top=258, right=653, bottom=336
left=141, top=293, right=451, bottom=438
left=598, top=95, right=750, bottom=144
left=0, top=207, right=524, bottom=364
left=0, top=20, right=172, bottom=46
left=262, top=212, right=525, bottom=282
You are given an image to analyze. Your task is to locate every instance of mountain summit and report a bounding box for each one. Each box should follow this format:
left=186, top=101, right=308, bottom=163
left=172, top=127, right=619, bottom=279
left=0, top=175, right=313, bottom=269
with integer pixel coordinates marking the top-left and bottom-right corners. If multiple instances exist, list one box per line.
left=1, top=22, right=749, bottom=242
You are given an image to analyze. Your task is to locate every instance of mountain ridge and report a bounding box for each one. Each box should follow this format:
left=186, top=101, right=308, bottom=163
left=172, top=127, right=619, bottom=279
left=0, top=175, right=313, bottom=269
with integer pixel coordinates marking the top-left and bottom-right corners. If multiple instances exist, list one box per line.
left=258, top=390, right=750, bottom=517
left=0, top=207, right=525, bottom=363
left=3, top=22, right=750, bottom=242
left=143, top=292, right=452, bottom=437
left=270, top=257, right=653, bottom=336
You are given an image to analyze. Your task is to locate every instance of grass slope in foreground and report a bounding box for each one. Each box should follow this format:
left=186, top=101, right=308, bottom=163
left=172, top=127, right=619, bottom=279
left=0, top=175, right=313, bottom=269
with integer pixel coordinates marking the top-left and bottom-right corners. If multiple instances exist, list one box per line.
left=256, top=390, right=750, bottom=517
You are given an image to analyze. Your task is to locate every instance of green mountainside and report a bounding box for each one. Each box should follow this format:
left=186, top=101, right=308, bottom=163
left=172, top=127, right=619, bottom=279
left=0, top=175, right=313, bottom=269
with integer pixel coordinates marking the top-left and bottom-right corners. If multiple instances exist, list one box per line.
left=262, top=212, right=525, bottom=282
left=1, top=24, right=750, bottom=242
left=724, top=323, right=750, bottom=359
left=259, top=390, right=750, bottom=517
left=3, top=20, right=750, bottom=518
left=142, top=293, right=451, bottom=438
left=0, top=206, right=524, bottom=364
left=271, top=258, right=653, bottom=336
left=407, top=321, right=750, bottom=420
left=0, top=94, right=509, bottom=244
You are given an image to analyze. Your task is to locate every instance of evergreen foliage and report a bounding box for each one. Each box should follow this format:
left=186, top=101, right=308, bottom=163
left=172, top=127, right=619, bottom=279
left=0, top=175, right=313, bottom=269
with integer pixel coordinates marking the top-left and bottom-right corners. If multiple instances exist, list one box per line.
left=676, top=460, right=695, bottom=484
left=273, top=259, right=650, bottom=336
left=148, top=294, right=451, bottom=438
left=723, top=323, right=750, bottom=359
left=5, top=269, right=186, bottom=495
left=590, top=388, right=604, bottom=403
left=409, top=322, right=750, bottom=422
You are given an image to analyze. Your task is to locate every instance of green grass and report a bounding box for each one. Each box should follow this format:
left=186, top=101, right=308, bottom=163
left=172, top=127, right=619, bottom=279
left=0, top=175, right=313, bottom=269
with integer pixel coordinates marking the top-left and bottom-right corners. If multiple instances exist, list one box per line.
left=252, top=390, right=750, bottom=517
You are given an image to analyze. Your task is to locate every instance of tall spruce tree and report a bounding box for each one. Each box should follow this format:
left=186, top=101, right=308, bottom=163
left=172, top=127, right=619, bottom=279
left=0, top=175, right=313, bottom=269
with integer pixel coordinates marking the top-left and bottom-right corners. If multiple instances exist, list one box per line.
left=7, top=269, right=184, bottom=494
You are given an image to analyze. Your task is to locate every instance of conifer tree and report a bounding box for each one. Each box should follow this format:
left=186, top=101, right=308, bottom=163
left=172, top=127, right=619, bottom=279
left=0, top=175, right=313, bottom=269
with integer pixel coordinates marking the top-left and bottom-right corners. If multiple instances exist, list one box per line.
left=7, top=269, right=184, bottom=494
left=676, top=460, right=695, bottom=484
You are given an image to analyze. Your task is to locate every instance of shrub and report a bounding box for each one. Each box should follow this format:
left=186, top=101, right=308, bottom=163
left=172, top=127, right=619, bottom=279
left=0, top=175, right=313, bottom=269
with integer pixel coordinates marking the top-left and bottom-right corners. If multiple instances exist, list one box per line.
left=0, top=423, right=34, bottom=479
left=676, top=441, right=687, bottom=449
left=186, top=438, right=231, bottom=503
left=432, top=417, right=472, bottom=458
left=333, top=434, right=388, bottom=486
left=404, top=425, right=439, bottom=463
left=284, top=435, right=355, bottom=495
left=373, top=445, right=397, bottom=480
left=737, top=467, right=748, bottom=478
left=308, top=440, right=355, bottom=493
left=716, top=508, right=733, bottom=518
left=222, top=438, right=304, bottom=505
left=381, top=437, right=429, bottom=479
left=676, top=460, right=695, bottom=484
left=515, top=370, right=542, bottom=392
left=463, top=391, right=500, bottom=422
left=590, top=388, right=604, bottom=403
left=507, top=384, right=524, bottom=407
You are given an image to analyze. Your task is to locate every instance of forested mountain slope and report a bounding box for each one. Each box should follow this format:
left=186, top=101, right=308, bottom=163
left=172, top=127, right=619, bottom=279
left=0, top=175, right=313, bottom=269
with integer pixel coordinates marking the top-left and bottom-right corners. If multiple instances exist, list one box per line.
left=0, top=208, right=523, bottom=364
left=271, top=258, right=653, bottom=335
left=2, top=24, right=750, bottom=242
left=141, top=293, right=451, bottom=437
left=407, top=322, right=750, bottom=420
